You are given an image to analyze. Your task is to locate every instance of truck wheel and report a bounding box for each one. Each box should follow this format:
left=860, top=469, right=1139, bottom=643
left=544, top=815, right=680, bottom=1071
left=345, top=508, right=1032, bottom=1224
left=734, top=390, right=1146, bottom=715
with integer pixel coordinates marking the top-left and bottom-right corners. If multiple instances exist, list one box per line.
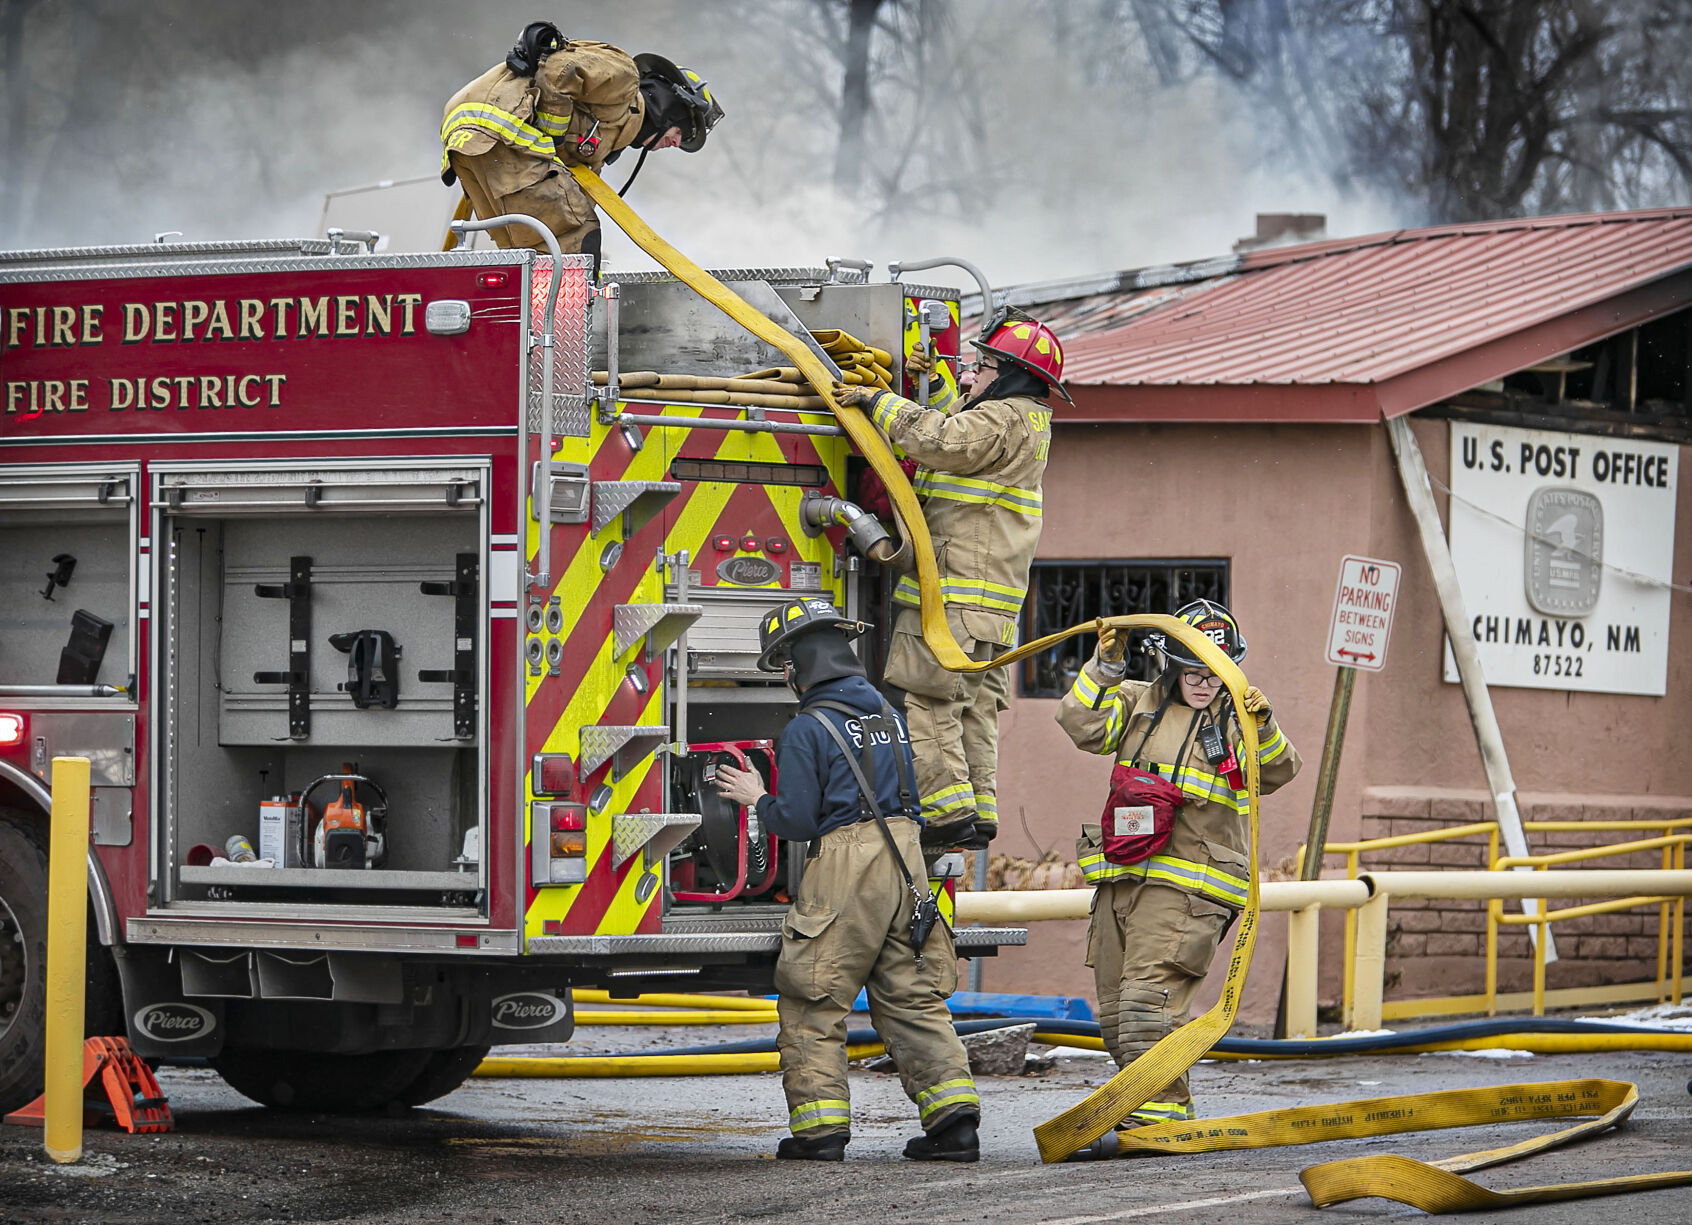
left=210, top=1046, right=435, bottom=1113
left=0, top=810, right=126, bottom=1117
left=398, top=1043, right=492, bottom=1108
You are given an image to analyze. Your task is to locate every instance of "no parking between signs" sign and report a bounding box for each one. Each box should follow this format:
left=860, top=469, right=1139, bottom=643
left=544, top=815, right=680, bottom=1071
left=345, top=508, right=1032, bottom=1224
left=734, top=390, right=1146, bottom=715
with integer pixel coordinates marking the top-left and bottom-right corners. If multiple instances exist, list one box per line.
left=1326, top=555, right=1402, bottom=671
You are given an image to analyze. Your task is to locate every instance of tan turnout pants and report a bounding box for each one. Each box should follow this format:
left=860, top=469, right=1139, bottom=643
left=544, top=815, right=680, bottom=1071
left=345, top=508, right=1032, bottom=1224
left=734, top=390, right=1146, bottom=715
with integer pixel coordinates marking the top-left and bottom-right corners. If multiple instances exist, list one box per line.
left=1087, top=879, right=1232, bottom=1117
left=448, top=145, right=601, bottom=253
left=775, top=818, right=978, bottom=1140
left=884, top=608, right=1007, bottom=834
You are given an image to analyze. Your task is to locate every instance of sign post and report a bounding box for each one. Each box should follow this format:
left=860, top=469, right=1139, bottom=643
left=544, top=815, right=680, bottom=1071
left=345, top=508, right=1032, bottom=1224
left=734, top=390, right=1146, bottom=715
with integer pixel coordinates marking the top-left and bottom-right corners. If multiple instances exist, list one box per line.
left=1300, top=557, right=1401, bottom=880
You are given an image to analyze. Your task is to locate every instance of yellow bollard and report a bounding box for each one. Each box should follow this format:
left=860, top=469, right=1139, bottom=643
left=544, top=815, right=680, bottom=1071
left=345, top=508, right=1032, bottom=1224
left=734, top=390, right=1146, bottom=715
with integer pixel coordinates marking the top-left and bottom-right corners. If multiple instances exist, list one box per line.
left=44, top=756, right=91, bottom=1164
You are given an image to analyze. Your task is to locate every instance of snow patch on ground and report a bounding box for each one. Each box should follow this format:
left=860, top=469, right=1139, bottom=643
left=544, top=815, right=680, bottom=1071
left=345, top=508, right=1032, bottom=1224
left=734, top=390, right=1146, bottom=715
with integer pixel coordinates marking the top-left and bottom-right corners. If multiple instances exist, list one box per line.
left=1575, top=1003, right=1692, bottom=1029
left=1421, top=1048, right=1535, bottom=1060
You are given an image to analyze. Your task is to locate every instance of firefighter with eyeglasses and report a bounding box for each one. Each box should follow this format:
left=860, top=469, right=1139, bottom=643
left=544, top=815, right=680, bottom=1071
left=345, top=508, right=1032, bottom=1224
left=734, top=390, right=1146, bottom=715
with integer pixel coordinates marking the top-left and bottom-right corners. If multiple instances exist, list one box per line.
left=833, top=308, right=1064, bottom=851
left=712, top=598, right=980, bottom=1163
left=1057, top=600, right=1301, bottom=1150
left=440, top=21, right=723, bottom=265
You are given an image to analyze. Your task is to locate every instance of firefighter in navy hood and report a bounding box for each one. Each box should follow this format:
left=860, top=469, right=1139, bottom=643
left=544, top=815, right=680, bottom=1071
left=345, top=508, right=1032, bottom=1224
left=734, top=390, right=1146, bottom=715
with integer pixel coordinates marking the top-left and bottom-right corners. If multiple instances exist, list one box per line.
left=441, top=22, right=723, bottom=264
left=713, top=598, right=980, bottom=1162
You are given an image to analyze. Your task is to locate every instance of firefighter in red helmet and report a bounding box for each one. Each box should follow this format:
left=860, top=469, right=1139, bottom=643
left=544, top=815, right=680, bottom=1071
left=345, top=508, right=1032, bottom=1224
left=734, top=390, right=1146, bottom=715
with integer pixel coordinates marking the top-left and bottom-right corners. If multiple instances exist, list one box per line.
left=440, top=23, right=723, bottom=264
left=1058, top=600, right=1301, bottom=1152
left=835, top=308, right=1067, bottom=851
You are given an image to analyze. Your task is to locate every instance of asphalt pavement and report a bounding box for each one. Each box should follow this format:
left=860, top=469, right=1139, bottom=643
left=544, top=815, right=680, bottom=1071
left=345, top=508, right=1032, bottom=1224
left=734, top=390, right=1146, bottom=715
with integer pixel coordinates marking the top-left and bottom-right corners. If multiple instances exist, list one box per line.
left=4, top=1017, right=1691, bottom=1225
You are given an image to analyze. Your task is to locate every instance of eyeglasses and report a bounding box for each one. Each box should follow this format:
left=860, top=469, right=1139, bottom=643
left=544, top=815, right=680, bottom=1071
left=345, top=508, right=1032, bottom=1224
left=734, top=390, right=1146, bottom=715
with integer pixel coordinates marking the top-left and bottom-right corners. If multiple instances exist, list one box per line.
left=1179, top=670, right=1220, bottom=686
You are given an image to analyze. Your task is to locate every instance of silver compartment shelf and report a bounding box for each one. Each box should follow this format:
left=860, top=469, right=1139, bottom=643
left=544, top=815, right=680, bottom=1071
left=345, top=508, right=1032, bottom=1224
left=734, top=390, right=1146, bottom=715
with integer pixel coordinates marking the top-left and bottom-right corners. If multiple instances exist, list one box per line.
left=180, top=866, right=479, bottom=891
left=613, top=602, right=702, bottom=657
left=611, top=812, right=702, bottom=868
left=592, top=480, right=680, bottom=535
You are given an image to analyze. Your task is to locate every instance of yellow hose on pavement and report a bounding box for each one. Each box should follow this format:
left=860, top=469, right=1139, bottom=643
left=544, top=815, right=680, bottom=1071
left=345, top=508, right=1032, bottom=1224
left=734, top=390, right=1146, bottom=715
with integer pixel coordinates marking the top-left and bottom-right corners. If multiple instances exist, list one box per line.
left=573, top=1010, right=777, bottom=1026
left=569, top=165, right=1692, bottom=1212
left=570, top=990, right=777, bottom=1012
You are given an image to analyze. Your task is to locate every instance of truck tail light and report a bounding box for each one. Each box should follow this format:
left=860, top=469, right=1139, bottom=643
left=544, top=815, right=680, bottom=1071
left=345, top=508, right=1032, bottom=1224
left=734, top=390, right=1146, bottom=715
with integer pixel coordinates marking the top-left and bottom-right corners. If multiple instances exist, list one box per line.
left=531, top=801, right=588, bottom=887
left=0, top=713, right=23, bottom=748
left=531, top=753, right=576, bottom=797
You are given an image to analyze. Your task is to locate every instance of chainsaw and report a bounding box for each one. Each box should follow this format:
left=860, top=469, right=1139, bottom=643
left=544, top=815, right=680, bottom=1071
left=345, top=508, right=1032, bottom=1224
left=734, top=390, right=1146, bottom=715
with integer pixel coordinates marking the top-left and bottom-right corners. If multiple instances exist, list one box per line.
left=299, top=767, right=388, bottom=870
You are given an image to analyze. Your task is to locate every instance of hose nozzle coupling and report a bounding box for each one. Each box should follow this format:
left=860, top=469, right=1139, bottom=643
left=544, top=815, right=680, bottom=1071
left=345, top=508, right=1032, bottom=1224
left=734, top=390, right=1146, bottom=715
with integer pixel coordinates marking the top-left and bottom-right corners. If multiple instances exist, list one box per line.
left=800, top=493, right=897, bottom=563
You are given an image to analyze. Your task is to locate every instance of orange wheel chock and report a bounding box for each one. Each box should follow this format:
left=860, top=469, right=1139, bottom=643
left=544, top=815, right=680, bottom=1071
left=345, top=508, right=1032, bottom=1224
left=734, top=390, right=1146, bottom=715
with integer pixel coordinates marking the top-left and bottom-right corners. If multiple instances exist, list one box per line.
left=3, top=1036, right=174, bottom=1134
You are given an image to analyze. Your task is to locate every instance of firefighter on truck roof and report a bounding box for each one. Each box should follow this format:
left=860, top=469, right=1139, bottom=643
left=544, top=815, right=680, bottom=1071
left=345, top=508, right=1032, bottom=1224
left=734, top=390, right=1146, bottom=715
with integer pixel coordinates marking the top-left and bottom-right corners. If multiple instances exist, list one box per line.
left=834, top=308, right=1064, bottom=851
left=712, top=598, right=981, bottom=1163
left=440, top=21, right=723, bottom=266
left=1059, top=600, right=1301, bottom=1153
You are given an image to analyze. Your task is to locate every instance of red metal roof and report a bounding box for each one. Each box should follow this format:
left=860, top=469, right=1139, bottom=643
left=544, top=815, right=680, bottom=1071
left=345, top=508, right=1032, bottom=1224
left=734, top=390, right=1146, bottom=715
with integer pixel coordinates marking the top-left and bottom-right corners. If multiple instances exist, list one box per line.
left=1008, top=208, right=1692, bottom=423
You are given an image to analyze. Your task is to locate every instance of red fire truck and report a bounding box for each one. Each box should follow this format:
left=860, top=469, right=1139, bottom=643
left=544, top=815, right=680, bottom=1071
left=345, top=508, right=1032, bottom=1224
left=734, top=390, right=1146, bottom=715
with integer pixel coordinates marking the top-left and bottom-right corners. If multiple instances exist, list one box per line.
left=0, top=236, right=1022, bottom=1114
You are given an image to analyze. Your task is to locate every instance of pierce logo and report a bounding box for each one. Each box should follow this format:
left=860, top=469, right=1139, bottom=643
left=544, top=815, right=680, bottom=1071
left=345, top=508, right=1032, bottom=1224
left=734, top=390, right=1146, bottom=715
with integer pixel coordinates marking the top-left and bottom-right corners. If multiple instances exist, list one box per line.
left=134, top=1002, right=214, bottom=1042
left=492, top=992, right=567, bottom=1030
left=716, top=556, right=780, bottom=587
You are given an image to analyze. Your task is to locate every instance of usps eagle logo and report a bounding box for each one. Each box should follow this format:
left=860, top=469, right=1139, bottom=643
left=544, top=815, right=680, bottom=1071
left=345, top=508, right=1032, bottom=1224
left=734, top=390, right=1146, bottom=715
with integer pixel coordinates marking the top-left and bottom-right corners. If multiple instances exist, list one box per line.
left=1524, top=487, right=1602, bottom=616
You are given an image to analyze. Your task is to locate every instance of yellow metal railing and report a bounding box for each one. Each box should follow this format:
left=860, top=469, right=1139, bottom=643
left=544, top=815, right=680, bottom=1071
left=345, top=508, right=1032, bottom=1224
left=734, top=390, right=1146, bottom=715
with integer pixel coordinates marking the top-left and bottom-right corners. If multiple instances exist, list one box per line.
left=1492, top=834, right=1688, bottom=1017
left=1307, top=817, right=1692, bottom=1023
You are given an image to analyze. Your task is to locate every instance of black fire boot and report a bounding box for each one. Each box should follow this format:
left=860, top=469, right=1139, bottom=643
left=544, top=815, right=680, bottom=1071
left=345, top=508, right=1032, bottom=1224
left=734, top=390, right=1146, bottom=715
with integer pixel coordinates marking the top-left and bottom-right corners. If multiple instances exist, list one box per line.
left=777, top=1133, right=847, bottom=1161
left=903, top=1114, right=979, bottom=1162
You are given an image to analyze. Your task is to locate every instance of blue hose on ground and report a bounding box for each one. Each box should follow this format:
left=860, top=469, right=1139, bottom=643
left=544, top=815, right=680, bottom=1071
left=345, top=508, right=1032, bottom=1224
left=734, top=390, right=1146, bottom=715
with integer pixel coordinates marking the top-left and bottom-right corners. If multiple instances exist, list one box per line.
left=643, top=1015, right=1689, bottom=1059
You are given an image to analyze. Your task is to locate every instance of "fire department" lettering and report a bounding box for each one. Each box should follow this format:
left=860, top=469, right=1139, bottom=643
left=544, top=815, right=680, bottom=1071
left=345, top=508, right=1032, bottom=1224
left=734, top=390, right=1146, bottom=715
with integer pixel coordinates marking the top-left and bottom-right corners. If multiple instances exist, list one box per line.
left=2, top=293, right=423, bottom=350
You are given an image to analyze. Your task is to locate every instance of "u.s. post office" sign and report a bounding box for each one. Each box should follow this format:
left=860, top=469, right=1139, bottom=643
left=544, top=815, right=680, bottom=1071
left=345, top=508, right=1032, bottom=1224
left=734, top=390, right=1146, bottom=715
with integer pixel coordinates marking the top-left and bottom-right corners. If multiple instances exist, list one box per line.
left=1445, top=422, right=1677, bottom=696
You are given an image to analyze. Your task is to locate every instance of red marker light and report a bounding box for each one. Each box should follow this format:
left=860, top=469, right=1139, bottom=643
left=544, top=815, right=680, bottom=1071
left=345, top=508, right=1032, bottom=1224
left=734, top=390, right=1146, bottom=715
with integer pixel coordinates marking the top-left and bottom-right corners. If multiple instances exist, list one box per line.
left=765, top=538, right=788, bottom=554
left=550, top=805, right=586, bottom=832
left=740, top=535, right=760, bottom=552
left=713, top=535, right=735, bottom=552
left=477, top=271, right=509, bottom=288
left=0, top=713, right=23, bottom=747
left=531, top=753, right=576, bottom=797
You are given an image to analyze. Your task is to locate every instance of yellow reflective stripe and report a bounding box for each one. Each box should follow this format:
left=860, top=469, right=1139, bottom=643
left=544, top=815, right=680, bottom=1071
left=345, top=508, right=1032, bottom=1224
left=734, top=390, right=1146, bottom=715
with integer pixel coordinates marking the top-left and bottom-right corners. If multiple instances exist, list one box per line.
left=1129, top=1100, right=1194, bottom=1123
left=1079, top=851, right=1132, bottom=883
left=532, top=107, right=573, bottom=137
left=1079, top=851, right=1248, bottom=905
left=912, top=470, right=1042, bottom=516
left=920, top=782, right=974, bottom=817
left=1071, top=668, right=1118, bottom=709
left=1256, top=726, right=1287, bottom=763
left=790, top=1099, right=851, bottom=1131
left=869, top=391, right=905, bottom=434
left=1153, top=762, right=1250, bottom=815
left=974, top=793, right=998, bottom=821
left=441, top=102, right=560, bottom=160
left=916, top=1078, right=980, bottom=1120
left=1141, top=855, right=1250, bottom=907
left=893, top=575, right=1026, bottom=612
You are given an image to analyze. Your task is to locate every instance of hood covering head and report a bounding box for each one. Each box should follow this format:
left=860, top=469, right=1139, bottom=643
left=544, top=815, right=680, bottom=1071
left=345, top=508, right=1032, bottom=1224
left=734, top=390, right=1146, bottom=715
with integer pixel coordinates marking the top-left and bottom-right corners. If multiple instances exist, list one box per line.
left=787, top=627, right=867, bottom=692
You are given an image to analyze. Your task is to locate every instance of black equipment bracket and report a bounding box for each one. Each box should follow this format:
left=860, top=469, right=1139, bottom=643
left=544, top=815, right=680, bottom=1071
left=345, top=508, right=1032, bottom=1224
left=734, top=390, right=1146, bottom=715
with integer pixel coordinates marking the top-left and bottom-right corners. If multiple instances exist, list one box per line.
left=253, top=555, right=312, bottom=739
left=328, top=629, right=402, bottom=710
left=419, top=552, right=478, bottom=739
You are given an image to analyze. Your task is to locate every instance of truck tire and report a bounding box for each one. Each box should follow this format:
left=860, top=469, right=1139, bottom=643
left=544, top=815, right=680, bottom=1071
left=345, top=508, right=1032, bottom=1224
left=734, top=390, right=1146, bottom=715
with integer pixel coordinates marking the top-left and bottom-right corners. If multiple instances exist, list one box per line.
left=397, top=1043, right=492, bottom=1108
left=0, top=809, right=126, bottom=1117
left=210, top=1045, right=435, bottom=1113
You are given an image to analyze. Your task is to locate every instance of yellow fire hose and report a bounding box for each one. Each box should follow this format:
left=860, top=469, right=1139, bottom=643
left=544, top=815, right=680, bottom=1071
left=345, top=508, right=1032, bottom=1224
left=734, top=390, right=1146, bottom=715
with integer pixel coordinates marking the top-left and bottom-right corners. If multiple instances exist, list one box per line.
left=569, top=164, right=1692, bottom=1211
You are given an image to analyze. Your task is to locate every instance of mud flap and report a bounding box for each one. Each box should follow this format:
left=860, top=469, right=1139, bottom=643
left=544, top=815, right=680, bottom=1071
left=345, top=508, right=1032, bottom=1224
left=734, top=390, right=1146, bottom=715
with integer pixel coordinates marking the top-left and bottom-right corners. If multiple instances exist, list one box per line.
left=114, top=945, right=225, bottom=1059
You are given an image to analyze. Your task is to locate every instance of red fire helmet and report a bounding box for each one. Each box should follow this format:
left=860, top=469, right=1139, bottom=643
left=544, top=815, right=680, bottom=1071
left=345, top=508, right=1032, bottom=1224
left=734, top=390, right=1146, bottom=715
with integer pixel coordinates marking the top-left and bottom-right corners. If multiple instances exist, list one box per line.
left=973, top=309, right=1072, bottom=403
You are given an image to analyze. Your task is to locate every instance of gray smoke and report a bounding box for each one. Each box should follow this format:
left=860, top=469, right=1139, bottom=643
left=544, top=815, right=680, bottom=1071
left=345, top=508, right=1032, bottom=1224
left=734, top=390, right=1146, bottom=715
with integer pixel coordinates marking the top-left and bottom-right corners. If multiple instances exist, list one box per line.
left=1, top=0, right=1405, bottom=287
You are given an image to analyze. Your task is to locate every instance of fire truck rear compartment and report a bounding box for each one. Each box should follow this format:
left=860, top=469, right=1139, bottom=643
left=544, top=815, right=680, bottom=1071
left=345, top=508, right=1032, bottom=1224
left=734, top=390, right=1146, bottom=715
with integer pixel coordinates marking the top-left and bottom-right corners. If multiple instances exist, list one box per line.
left=155, top=465, right=486, bottom=915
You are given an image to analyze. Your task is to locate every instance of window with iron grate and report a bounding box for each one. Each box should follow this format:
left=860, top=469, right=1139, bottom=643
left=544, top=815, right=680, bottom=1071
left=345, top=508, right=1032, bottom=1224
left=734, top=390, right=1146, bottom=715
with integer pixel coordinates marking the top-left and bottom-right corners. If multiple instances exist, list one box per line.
left=1017, top=560, right=1229, bottom=698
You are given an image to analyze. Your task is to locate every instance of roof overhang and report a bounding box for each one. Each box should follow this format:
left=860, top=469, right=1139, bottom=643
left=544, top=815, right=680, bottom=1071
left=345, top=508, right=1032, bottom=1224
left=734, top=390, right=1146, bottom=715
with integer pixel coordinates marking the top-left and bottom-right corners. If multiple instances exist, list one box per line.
left=1059, top=266, right=1692, bottom=426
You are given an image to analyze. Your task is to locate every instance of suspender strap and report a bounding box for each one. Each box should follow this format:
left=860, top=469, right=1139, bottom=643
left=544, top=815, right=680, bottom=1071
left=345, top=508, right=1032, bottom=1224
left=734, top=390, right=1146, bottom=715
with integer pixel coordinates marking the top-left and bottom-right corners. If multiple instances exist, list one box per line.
left=804, top=698, right=918, bottom=817
left=804, top=708, right=919, bottom=897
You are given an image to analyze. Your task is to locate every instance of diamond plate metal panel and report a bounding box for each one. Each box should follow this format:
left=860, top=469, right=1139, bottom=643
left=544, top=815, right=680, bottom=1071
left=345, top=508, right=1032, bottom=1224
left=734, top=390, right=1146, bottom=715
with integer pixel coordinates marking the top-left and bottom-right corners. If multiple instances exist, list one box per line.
left=605, top=266, right=835, bottom=285
left=610, top=812, right=701, bottom=868
left=590, top=480, right=680, bottom=534
left=612, top=603, right=702, bottom=658
left=525, top=255, right=594, bottom=439
left=577, top=724, right=668, bottom=779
